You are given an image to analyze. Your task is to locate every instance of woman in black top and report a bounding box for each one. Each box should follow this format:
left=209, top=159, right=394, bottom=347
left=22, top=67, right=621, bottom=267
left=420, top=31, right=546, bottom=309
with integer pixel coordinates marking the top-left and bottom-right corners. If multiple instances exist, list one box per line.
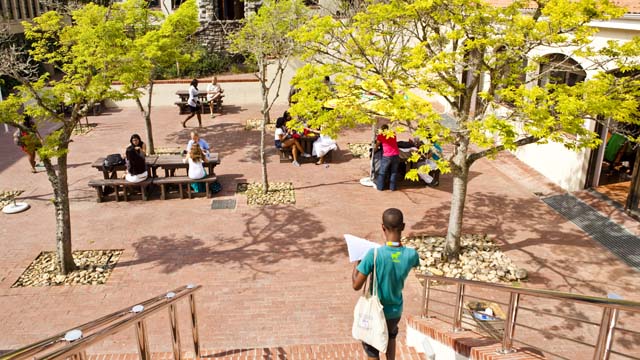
left=125, top=134, right=147, bottom=182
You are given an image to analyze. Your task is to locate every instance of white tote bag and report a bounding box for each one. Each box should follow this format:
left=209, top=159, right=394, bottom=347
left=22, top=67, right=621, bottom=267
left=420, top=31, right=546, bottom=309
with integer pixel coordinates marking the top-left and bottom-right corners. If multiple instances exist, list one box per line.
left=352, top=248, right=388, bottom=352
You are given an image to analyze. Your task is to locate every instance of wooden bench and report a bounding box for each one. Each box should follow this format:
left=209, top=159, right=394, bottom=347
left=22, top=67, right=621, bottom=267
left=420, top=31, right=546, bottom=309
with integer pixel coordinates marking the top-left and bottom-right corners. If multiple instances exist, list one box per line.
left=174, top=92, right=224, bottom=115
left=88, top=178, right=152, bottom=202
left=277, top=136, right=334, bottom=164
left=153, top=175, right=219, bottom=200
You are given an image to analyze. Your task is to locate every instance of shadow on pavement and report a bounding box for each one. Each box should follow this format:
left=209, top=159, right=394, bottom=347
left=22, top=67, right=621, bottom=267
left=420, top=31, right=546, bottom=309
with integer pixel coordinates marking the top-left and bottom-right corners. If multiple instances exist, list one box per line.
left=119, top=206, right=344, bottom=274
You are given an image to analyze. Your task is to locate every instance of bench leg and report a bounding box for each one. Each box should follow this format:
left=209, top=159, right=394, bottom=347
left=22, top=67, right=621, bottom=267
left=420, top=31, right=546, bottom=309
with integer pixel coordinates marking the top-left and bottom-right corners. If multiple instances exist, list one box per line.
left=206, top=182, right=211, bottom=198
left=178, top=183, right=184, bottom=199
left=94, top=187, right=103, bottom=203
left=187, top=183, right=192, bottom=199
left=123, top=186, right=128, bottom=201
left=141, top=185, right=148, bottom=201
left=114, top=186, right=120, bottom=202
left=160, top=184, right=166, bottom=200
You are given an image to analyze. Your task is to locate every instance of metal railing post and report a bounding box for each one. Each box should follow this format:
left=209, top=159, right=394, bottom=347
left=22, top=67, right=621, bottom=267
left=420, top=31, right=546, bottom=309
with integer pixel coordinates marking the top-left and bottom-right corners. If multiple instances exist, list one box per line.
left=135, top=320, right=150, bottom=360
left=168, top=302, right=182, bottom=360
left=189, top=292, right=201, bottom=358
left=593, top=306, right=618, bottom=360
left=498, top=292, right=520, bottom=354
left=452, top=283, right=465, bottom=332
left=421, top=279, right=431, bottom=317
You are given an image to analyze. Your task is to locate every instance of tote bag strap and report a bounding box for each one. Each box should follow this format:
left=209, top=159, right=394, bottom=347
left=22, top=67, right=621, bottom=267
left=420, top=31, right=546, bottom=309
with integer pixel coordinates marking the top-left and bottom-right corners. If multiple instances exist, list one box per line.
left=362, top=248, right=379, bottom=296
left=372, top=248, right=378, bottom=297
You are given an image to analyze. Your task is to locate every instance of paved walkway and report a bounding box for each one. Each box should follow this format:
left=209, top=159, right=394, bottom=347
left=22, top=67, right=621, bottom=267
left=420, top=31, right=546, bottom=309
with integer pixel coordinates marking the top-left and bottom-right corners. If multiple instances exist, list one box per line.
left=0, top=80, right=639, bottom=355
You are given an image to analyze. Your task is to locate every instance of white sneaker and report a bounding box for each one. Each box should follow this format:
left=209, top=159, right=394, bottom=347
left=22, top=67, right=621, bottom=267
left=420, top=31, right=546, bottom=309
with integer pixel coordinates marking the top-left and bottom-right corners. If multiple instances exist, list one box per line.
left=292, top=161, right=301, bottom=167
left=302, top=153, right=312, bottom=158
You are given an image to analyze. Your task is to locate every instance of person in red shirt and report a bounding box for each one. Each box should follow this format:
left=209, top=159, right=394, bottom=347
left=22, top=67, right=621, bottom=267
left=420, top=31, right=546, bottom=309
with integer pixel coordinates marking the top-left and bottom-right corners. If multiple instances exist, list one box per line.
left=375, top=124, right=401, bottom=191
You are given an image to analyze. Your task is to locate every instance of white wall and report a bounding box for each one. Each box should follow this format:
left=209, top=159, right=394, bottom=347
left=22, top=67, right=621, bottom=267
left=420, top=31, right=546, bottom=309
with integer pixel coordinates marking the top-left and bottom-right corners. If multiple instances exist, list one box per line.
left=406, top=325, right=470, bottom=360
left=514, top=142, right=592, bottom=191
left=511, top=21, right=639, bottom=191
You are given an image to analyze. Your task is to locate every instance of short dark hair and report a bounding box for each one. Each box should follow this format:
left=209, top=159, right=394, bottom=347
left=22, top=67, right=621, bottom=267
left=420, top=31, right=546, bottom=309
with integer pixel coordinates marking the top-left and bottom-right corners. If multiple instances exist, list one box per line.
left=382, top=208, right=404, bottom=231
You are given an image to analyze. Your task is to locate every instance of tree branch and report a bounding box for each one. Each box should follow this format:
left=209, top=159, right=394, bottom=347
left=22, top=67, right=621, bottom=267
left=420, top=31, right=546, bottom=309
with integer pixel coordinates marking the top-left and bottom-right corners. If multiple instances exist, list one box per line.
left=466, top=135, right=540, bottom=165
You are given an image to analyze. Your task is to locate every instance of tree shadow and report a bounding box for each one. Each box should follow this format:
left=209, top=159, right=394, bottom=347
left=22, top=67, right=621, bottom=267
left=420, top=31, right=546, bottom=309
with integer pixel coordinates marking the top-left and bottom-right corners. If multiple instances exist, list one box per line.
left=218, top=104, right=245, bottom=115
left=414, top=191, right=638, bottom=293
left=165, top=122, right=271, bottom=164
left=118, top=206, right=344, bottom=275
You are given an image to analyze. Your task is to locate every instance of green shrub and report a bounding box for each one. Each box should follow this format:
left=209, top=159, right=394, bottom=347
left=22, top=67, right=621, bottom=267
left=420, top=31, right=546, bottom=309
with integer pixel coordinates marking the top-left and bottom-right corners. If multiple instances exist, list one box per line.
left=155, top=45, right=257, bottom=79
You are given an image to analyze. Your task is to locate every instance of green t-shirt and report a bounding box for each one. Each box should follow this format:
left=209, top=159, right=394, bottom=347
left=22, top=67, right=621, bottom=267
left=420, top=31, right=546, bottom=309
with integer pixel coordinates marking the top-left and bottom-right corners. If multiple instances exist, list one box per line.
left=357, top=246, right=420, bottom=319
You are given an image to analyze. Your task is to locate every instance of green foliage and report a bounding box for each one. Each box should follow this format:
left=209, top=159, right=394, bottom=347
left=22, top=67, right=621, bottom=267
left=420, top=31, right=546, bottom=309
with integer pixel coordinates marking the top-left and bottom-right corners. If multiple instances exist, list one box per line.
left=290, top=0, right=635, bottom=174
left=230, top=0, right=309, bottom=61
left=116, top=0, right=200, bottom=94
left=154, top=48, right=256, bottom=79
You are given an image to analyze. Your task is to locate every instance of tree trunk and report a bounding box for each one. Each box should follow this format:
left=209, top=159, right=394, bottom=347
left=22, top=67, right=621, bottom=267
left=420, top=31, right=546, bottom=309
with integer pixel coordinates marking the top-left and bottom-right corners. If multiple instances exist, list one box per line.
left=445, top=135, right=470, bottom=260
left=135, top=82, right=155, bottom=155
left=260, top=59, right=270, bottom=193
left=145, top=82, right=155, bottom=154
left=43, top=154, right=77, bottom=275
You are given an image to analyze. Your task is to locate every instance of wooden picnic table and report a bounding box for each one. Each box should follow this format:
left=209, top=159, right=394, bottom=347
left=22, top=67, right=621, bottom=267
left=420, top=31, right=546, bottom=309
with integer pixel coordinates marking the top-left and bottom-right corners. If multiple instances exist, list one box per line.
left=154, top=153, right=220, bottom=177
left=175, top=90, right=223, bottom=115
left=91, top=155, right=158, bottom=180
left=92, top=154, right=220, bottom=179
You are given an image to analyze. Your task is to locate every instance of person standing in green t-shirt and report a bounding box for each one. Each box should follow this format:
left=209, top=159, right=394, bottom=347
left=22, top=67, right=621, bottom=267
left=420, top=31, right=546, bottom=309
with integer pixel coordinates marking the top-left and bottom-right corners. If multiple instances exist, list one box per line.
left=352, top=208, right=420, bottom=360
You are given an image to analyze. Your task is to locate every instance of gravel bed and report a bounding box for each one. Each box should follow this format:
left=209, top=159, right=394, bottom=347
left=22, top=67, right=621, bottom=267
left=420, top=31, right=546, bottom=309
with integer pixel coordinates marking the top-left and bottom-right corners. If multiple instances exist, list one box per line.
left=405, top=234, right=527, bottom=283
left=245, top=119, right=276, bottom=132
left=242, top=182, right=295, bottom=206
left=12, top=249, right=123, bottom=287
left=0, top=190, right=24, bottom=208
left=347, top=142, right=370, bottom=158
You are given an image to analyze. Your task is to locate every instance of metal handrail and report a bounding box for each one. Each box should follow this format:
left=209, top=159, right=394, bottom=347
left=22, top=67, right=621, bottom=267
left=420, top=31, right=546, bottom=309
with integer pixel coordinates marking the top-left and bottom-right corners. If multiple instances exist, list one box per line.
left=1, top=284, right=202, bottom=360
left=416, top=274, right=640, bottom=359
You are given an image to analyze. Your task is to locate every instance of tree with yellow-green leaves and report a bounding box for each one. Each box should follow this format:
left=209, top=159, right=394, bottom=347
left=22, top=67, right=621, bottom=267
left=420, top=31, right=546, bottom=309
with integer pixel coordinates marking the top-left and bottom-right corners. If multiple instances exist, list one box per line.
left=115, top=0, right=200, bottom=155
left=290, top=0, right=640, bottom=258
left=0, top=0, right=200, bottom=274
left=229, top=0, right=309, bottom=193
left=0, top=5, right=129, bottom=274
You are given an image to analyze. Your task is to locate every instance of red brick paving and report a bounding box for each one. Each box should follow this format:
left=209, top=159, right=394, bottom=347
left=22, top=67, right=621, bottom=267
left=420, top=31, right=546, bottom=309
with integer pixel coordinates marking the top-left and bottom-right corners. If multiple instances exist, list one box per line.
left=0, top=87, right=639, bottom=357
left=86, top=342, right=424, bottom=360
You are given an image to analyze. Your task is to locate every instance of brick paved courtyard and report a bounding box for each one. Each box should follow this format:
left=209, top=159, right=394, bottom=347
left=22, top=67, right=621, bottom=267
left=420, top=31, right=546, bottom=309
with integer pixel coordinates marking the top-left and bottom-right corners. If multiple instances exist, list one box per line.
left=0, top=80, right=638, bottom=356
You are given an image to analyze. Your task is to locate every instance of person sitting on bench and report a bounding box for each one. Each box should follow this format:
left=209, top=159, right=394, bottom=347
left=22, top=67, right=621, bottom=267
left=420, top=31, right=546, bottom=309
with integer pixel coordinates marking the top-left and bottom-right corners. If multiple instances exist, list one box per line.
left=183, top=143, right=208, bottom=192
left=125, top=134, right=148, bottom=183
left=206, top=77, right=224, bottom=118
left=274, top=111, right=310, bottom=167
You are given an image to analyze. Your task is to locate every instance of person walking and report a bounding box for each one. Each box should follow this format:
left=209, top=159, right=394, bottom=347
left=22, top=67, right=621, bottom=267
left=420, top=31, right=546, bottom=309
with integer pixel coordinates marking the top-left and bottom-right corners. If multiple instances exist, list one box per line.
left=182, top=79, right=202, bottom=128
left=13, top=115, right=40, bottom=173
left=352, top=208, right=420, bottom=360
left=375, top=124, right=401, bottom=191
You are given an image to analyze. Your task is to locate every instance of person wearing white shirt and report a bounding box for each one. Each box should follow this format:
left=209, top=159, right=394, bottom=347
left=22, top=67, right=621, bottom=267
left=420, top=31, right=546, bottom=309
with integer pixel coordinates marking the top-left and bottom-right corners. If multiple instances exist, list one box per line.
left=206, top=77, right=224, bottom=118
left=182, top=79, right=202, bottom=128
left=183, top=143, right=208, bottom=192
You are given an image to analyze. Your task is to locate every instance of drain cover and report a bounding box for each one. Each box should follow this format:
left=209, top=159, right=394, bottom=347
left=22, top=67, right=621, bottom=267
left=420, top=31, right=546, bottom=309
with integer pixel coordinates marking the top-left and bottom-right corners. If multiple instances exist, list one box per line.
left=543, top=193, right=640, bottom=270
left=211, top=199, right=236, bottom=210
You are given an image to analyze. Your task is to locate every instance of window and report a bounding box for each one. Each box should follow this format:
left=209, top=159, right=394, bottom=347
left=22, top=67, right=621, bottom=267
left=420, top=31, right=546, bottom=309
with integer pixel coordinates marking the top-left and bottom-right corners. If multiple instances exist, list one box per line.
left=217, top=0, right=244, bottom=20
left=538, top=54, right=586, bottom=87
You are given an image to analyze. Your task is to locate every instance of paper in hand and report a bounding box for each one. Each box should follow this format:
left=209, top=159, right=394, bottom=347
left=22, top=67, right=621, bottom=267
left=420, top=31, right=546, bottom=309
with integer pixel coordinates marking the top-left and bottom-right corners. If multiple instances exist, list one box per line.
left=344, top=234, right=381, bottom=262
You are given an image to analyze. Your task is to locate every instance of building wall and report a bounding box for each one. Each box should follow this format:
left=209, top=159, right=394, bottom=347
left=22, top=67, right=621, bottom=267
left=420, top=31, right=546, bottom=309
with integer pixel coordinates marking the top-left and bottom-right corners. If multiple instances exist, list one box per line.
left=513, top=23, right=640, bottom=191
left=0, top=0, right=46, bottom=34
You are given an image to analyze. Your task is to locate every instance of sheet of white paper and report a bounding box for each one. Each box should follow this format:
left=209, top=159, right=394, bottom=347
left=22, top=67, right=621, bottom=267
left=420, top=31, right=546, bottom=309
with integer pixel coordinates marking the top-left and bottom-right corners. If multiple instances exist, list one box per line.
left=344, top=234, right=381, bottom=262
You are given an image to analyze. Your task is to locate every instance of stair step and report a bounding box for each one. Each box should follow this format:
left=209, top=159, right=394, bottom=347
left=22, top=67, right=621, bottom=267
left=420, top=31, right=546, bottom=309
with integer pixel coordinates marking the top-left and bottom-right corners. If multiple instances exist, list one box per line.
left=88, top=342, right=424, bottom=360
